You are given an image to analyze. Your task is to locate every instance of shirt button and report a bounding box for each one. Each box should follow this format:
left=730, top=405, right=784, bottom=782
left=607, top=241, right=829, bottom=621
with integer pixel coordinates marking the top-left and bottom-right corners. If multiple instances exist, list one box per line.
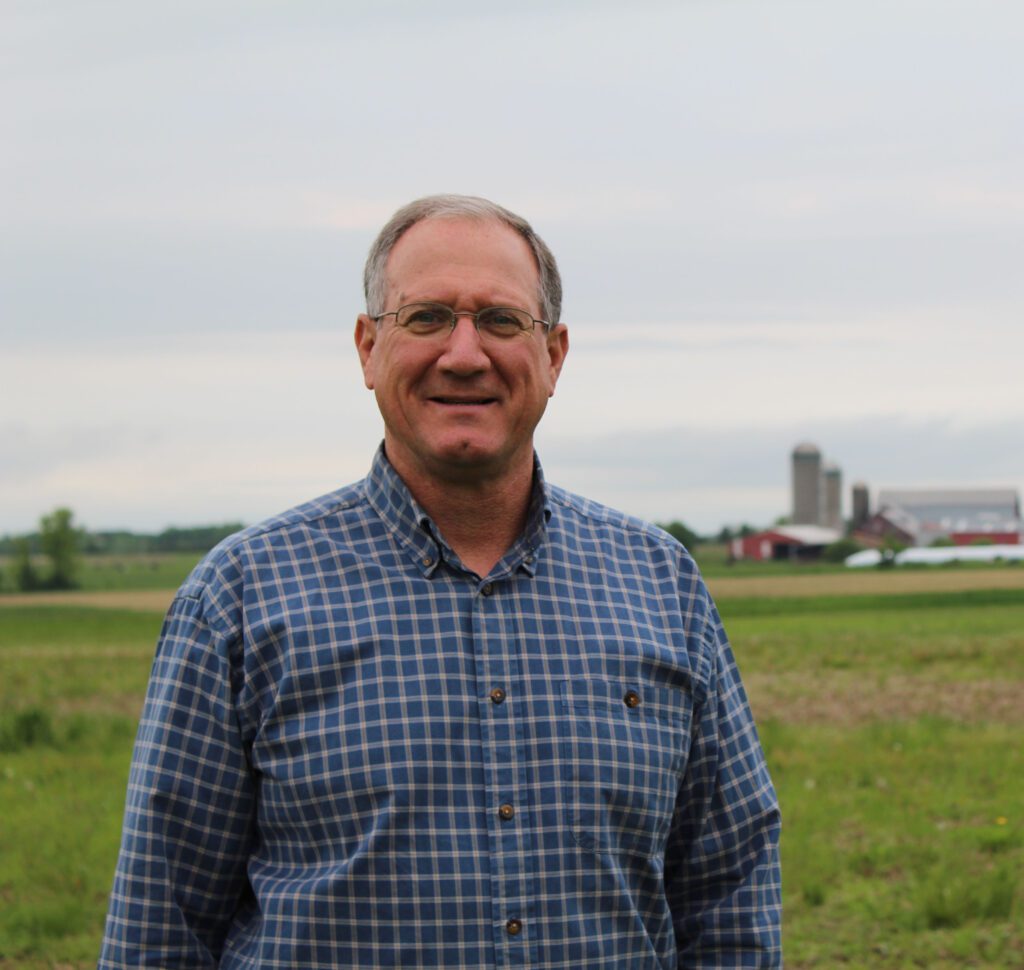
left=489, top=687, right=506, bottom=705
left=481, top=583, right=493, bottom=596
left=505, top=918, right=523, bottom=936
left=624, top=690, right=641, bottom=708
left=524, top=554, right=535, bottom=564
left=421, top=556, right=433, bottom=567
left=498, top=803, right=515, bottom=820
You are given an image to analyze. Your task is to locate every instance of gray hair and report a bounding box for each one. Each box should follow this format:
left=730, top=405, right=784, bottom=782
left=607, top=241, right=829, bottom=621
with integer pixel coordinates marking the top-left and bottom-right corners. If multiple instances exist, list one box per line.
left=363, top=194, right=562, bottom=325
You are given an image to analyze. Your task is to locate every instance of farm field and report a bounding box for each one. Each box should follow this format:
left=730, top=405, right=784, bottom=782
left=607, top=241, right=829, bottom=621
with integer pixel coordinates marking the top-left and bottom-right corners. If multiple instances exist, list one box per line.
left=0, top=553, right=200, bottom=595
left=0, top=571, right=1021, bottom=968
left=2, top=562, right=1022, bottom=615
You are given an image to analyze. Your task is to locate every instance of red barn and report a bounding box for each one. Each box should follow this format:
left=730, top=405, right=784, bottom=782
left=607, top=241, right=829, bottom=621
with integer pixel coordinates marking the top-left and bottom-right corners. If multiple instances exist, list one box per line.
left=731, top=525, right=841, bottom=562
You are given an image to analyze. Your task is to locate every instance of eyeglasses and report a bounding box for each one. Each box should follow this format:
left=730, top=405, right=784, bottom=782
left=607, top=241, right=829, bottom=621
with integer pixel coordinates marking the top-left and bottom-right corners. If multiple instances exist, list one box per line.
left=374, top=302, right=552, bottom=340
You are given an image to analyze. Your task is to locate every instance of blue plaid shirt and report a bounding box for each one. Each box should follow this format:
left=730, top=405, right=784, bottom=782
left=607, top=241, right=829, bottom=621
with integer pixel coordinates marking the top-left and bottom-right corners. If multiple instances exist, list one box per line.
left=100, top=448, right=781, bottom=969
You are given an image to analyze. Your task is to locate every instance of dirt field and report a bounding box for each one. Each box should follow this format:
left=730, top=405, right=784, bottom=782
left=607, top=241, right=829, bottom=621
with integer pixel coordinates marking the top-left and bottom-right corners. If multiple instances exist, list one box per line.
left=0, top=589, right=177, bottom=612
left=1, top=568, right=1023, bottom=612
left=747, top=672, right=1024, bottom=726
left=707, top=567, right=1024, bottom=599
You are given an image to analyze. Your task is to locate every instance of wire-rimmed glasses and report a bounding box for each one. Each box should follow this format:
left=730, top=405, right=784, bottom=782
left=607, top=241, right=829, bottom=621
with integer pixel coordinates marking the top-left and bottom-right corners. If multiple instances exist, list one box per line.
left=374, top=302, right=552, bottom=340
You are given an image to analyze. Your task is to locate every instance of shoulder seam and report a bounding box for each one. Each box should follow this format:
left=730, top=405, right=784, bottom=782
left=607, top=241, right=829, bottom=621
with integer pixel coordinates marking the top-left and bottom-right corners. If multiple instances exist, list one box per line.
left=211, top=490, right=371, bottom=558
left=547, top=487, right=679, bottom=547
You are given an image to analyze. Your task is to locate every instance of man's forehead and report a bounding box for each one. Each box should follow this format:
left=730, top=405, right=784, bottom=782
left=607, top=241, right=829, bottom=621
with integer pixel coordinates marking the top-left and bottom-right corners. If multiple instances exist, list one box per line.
left=390, top=214, right=527, bottom=255
left=384, top=216, right=541, bottom=300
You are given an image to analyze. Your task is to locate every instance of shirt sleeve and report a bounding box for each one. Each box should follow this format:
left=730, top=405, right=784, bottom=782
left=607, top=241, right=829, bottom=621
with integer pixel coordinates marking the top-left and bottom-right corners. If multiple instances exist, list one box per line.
left=98, top=589, right=256, bottom=969
left=663, top=604, right=783, bottom=968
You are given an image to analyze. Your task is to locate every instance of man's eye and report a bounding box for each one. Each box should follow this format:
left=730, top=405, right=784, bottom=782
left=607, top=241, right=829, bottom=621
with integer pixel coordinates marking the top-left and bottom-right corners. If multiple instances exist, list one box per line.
left=479, top=309, right=526, bottom=335
left=402, top=306, right=451, bottom=331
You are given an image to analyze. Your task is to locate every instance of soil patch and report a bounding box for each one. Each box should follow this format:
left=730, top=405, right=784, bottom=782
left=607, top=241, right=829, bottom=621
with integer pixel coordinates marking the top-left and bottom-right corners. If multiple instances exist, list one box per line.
left=0, top=590, right=175, bottom=612
left=707, top=569, right=1024, bottom=599
left=747, top=672, right=1024, bottom=726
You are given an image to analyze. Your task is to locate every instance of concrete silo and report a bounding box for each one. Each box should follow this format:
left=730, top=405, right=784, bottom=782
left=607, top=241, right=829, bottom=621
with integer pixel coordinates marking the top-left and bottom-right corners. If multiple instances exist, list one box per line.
left=851, top=482, right=870, bottom=530
left=792, top=442, right=822, bottom=525
left=822, top=463, right=843, bottom=531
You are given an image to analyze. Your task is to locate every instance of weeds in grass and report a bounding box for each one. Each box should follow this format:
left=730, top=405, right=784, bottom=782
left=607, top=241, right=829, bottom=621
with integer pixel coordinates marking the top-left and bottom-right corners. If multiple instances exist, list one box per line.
left=913, top=863, right=1019, bottom=930
left=0, top=705, right=136, bottom=754
left=0, top=706, right=55, bottom=752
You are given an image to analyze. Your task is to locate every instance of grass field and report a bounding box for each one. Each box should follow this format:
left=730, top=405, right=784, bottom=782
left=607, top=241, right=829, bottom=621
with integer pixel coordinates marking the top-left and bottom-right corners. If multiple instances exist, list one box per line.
left=0, top=553, right=200, bottom=594
left=1, top=571, right=1021, bottom=967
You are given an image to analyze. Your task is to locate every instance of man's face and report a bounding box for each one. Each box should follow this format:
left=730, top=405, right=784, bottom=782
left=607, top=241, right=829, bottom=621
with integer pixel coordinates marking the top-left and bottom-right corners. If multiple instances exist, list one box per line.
left=355, top=217, right=568, bottom=491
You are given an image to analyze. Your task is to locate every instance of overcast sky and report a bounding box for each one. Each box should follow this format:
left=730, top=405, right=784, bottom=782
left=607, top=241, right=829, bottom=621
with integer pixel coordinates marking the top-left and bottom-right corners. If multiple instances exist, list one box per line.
left=3, top=0, right=1022, bottom=536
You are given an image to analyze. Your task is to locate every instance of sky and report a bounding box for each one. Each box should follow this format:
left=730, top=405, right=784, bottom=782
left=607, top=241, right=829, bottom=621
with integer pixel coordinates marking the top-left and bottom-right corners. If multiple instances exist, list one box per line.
left=3, top=0, right=1022, bottom=536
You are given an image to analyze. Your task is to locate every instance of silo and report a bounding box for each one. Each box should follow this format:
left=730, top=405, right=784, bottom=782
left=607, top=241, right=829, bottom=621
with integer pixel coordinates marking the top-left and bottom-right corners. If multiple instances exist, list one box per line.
left=851, top=482, right=870, bottom=529
left=822, top=463, right=843, bottom=531
left=791, top=442, right=822, bottom=525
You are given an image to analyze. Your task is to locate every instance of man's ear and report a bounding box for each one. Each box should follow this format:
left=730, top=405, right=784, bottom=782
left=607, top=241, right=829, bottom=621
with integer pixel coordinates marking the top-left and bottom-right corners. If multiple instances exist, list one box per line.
left=354, top=314, right=378, bottom=389
left=546, top=324, right=569, bottom=396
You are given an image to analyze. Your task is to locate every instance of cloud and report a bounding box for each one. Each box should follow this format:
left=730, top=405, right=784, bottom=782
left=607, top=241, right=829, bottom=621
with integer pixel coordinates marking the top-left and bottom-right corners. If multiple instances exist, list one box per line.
left=3, top=0, right=1023, bottom=540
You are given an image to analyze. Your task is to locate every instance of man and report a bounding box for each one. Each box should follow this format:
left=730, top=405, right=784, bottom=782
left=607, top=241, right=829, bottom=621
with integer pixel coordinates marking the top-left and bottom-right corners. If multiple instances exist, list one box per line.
left=100, top=195, right=781, bottom=968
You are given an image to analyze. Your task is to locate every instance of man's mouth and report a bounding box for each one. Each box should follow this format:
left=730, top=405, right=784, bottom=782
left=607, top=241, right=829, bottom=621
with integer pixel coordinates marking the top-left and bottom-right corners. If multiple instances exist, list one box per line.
left=430, top=396, right=497, bottom=406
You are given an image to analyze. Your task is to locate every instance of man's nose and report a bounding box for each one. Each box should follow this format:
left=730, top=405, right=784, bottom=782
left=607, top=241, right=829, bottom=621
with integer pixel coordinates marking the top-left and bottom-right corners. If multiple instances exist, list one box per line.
left=438, top=317, right=490, bottom=373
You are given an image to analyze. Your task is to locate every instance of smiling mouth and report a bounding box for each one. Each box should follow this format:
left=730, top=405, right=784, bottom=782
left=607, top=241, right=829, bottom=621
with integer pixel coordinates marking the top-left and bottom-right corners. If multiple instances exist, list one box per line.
left=430, top=396, right=497, bottom=406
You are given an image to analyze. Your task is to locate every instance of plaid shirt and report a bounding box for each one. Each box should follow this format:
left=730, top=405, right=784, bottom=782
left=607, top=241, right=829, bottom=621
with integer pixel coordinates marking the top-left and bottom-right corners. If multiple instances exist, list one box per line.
left=100, top=448, right=781, bottom=969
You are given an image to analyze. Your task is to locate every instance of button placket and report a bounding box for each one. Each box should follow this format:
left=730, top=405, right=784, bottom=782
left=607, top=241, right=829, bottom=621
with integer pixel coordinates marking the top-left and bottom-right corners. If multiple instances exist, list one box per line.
left=472, top=577, right=535, bottom=965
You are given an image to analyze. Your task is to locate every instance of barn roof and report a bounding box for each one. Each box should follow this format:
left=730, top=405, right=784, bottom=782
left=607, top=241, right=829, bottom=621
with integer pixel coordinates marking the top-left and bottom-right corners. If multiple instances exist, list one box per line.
left=874, top=487, right=1022, bottom=542
left=769, top=525, right=842, bottom=545
left=877, top=488, right=1019, bottom=512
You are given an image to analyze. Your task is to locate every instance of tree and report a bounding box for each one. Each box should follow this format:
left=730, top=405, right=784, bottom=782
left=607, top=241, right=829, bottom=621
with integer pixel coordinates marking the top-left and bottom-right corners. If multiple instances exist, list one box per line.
left=39, top=507, right=81, bottom=589
left=657, top=520, right=700, bottom=550
left=10, top=537, right=41, bottom=591
left=823, top=537, right=864, bottom=563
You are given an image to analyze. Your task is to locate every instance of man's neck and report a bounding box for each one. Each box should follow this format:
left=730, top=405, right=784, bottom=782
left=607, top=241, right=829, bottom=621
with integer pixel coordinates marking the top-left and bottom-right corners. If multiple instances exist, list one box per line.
left=387, top=450, right=535, bottom=578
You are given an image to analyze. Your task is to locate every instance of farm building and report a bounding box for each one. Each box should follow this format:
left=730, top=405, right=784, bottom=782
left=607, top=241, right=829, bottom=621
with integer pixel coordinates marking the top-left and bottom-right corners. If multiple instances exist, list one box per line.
left=790, top=443, right=844, bottom=530
left=731, top=525, right=841, bottom=562
left=853, top=488, right=1022, bottom=547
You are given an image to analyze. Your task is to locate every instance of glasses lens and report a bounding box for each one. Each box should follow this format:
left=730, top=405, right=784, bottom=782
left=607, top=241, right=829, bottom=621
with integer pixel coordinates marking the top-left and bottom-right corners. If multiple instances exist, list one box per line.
left=476, top=307, right=532, bottom=338
left=396, top=303, right=454, bottom=335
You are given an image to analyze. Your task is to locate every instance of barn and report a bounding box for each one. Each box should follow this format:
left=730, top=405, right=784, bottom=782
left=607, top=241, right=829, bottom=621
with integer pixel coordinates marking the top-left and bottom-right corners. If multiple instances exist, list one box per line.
left=731, top=525, right=841, bottom=562
left=853, top=488, right=1021, bottom=547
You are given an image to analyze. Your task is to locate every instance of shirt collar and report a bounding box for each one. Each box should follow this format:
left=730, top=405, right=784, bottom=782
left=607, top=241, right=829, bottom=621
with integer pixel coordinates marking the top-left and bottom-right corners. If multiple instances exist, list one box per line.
left=364, top=444, right=551, bottom=579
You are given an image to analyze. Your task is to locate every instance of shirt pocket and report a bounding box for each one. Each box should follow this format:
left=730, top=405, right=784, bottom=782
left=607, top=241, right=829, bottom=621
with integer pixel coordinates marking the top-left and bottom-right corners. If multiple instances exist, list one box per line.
left=560, top=678, right=692, bottom=860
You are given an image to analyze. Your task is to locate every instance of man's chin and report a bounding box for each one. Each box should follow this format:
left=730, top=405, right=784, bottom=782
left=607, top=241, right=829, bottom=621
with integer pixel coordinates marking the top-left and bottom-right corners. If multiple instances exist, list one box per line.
left=424, top=439, right=529, bottom=485
left=384, top=431, right=532, bottom=488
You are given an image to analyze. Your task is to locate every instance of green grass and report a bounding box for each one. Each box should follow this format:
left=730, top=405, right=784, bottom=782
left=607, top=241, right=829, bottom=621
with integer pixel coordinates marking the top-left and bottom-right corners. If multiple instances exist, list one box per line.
left=763, top=718, right=1023, bottom=967
left=718, top=586, right=1024, bottom=619
left=1, top=588, right=1022, bottom=968
left=0, top=608, right=163, bottom=718
left=0, top=607, right=161, bottom=967
left=730, top=592, right=1024, bottom=967
left=1, top=743, right=137, bottom=965
left=724, top=594, right=1024, bottom=678
left=72, top=552, right=199, bottom=591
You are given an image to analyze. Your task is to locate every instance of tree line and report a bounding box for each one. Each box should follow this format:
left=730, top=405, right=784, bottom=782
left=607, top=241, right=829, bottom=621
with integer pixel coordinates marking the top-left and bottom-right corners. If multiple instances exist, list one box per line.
left=2, top=509, right=245, bottom=592
left=656, top=521, right=764, bottom=549
left=4, top=509, right=762, bottom=593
